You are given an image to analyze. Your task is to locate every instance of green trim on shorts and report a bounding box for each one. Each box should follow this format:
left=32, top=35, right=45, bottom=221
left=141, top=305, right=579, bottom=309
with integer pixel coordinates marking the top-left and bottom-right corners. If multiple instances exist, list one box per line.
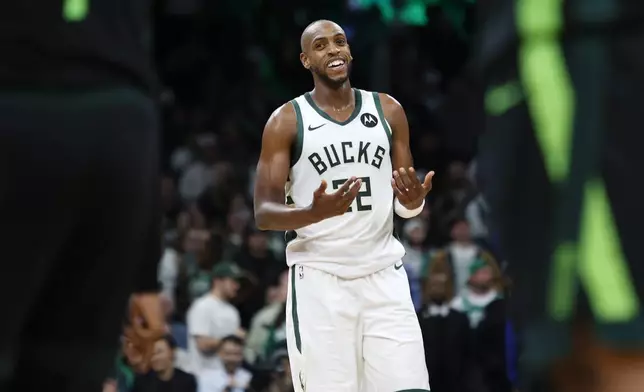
left=290, top=265, right=302, bottom=353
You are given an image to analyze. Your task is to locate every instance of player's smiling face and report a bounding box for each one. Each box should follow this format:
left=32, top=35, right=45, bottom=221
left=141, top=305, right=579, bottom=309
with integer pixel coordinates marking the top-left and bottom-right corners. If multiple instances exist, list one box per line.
left=301, top=22, right=352, bottom=85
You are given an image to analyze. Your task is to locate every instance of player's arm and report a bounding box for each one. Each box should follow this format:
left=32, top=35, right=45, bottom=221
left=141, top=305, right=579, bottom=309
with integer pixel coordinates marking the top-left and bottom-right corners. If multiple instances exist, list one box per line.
left=381, top=93, right=414, bottom=172
left=254, top=104, right=319, bottom=231
left=380, top=93, right=434, bottom=212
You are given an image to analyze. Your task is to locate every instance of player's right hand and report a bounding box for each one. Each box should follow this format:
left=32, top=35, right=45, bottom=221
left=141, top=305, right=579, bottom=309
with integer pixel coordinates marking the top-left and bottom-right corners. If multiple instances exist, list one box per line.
left=310, top=176, right=361, bottom=220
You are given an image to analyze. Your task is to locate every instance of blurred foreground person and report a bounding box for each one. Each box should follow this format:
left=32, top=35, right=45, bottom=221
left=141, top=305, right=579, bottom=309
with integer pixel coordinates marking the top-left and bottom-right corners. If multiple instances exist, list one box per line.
left=479, top=0, right=644, bottom=390
left=0, top=0, right=164, bottom=390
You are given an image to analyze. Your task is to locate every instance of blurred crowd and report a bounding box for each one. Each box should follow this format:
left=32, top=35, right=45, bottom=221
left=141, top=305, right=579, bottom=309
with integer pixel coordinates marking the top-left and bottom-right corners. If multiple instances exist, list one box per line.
left=107, top=1, right=519, bottom=392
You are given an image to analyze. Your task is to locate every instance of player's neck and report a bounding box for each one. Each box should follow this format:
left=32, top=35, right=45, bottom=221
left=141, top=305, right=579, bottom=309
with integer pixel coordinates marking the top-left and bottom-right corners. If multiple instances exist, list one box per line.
left=311, top=81, right=353, bottom=109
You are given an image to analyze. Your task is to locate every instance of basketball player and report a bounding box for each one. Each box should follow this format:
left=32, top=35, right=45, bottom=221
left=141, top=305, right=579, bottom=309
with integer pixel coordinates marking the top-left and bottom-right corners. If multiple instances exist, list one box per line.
left=253, top=19, right=433, bottom=392
left=0, top=1, right=164, bottom=390
left=479, top=0, right=644, bottom=391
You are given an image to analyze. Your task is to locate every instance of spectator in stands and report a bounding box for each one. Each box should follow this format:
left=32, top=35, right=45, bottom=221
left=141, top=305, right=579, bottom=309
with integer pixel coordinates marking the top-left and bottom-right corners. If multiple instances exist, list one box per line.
left=179, top=132, right=218, bottom=202
left=464, top=192, right=490, bottom=246
left=103, top=379, right=118, bottom=392
left=132, top=335, right=198, bottom=392
left=187, top=262, right=246, bottom=373
left=453, top=260, right=511, bottom=392
left=245, top=269, right=288, bottom=365
left=224, top=197, right=252, bottom=253
left=159, top=244, right=181, bottom=313
left=418, top=272, right=479, bottom=392
left=433, top=161, right=475, bottom=237
left=263, top=346, right=294, bottom=392
left=198, top=335, right=253, bottom=392
left=234, top=224, right=282, bottom=327
left=464, top=160, right=494, bottom=251
left=170, top=227, right=219, bottom=324
left=112, top=334, right=146, bottom=392
left=184, top=229, right=218, bottom=302
left=401, top=217, right=434, bottom=310
left=428, top=217, right=501, bottom=295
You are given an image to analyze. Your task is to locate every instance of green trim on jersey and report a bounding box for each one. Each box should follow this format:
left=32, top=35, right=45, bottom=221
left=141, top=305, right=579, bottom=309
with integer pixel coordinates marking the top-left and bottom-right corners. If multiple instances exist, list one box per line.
left=285, top=230, right=297, bottom=244
left=372, top=92, right=392, bottom=147
left=290, top=265, right=302, bottom=353
left=290, top=100, right=304, bottom=167
left=304, top=88, right=363, bottom=126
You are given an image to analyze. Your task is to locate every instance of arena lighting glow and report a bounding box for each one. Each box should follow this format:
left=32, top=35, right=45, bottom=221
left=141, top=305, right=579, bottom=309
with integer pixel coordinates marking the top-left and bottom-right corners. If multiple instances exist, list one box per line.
left=348, top=0, right=475, bottom=28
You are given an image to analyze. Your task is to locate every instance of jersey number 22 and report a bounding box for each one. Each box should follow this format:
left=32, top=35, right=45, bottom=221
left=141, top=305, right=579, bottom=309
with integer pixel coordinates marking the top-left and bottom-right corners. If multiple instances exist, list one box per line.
left=332, top=177, right=372, bottom=212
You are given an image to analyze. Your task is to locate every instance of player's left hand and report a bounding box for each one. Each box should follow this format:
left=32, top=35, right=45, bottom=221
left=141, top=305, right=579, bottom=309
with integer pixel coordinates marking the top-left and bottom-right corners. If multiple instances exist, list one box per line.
left=391, top=167, right=434, bottom=209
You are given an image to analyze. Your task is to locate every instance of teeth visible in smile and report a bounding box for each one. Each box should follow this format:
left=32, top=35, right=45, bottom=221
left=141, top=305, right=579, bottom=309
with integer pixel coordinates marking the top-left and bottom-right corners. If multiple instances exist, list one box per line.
left=329, top=59, right=345, bottom=68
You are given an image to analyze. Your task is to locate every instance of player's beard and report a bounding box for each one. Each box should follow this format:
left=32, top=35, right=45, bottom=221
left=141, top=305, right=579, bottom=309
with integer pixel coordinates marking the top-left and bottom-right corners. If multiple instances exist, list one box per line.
left=312, top=62, right=351, bottom=90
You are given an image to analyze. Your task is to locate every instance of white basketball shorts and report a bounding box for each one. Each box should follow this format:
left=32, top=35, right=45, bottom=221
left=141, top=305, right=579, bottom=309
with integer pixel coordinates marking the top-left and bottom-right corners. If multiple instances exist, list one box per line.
left=285, top=261, right=430, bottom=392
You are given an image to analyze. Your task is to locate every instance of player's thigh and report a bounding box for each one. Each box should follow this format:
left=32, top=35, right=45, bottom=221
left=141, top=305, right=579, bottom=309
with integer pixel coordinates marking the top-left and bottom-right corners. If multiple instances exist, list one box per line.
left=591, top=28, right=644, bottom=347
left=0, top=93, right=96, bottom=383
left=14, top=88, right=160, bottom=390
left=362, top=265, right=430, bottom=392
left=285, top=265, right=361, bottom=392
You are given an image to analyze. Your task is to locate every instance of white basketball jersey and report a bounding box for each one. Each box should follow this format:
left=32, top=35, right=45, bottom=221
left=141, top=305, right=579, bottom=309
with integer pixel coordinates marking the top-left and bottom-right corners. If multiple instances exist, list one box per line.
left=285, top=88, right=405, bottom=279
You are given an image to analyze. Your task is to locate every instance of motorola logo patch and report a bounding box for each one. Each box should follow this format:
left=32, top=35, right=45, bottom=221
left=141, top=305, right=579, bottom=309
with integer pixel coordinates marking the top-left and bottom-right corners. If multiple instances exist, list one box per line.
left=360, top=113, right=378, bottom=128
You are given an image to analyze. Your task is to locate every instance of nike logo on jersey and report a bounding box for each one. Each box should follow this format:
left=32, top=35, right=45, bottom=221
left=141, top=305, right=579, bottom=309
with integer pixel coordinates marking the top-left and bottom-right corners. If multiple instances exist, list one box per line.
left=308, top=123, right=326, bottom=131
left=394, top=262, right=404, bottom=270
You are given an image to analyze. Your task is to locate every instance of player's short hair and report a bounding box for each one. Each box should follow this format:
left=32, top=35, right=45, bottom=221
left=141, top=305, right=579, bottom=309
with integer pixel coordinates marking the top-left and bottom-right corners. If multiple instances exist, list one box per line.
left=300, top=19, right=341, bottom=52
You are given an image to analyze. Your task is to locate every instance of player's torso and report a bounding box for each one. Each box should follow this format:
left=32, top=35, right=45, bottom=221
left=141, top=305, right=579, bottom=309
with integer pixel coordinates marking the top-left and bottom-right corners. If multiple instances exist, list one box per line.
left=0, top=0, right=155, bottom=92
left=285, top=88, right=405, bottom=278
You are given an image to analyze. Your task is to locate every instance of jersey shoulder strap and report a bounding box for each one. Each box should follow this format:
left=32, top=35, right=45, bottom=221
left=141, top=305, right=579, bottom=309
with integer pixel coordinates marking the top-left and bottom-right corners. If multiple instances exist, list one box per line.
left=353, top=89, right=393, bottom=148
left=367, top=90, right=393, bottom=146
left=288, top=98, right=305, bottom=167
